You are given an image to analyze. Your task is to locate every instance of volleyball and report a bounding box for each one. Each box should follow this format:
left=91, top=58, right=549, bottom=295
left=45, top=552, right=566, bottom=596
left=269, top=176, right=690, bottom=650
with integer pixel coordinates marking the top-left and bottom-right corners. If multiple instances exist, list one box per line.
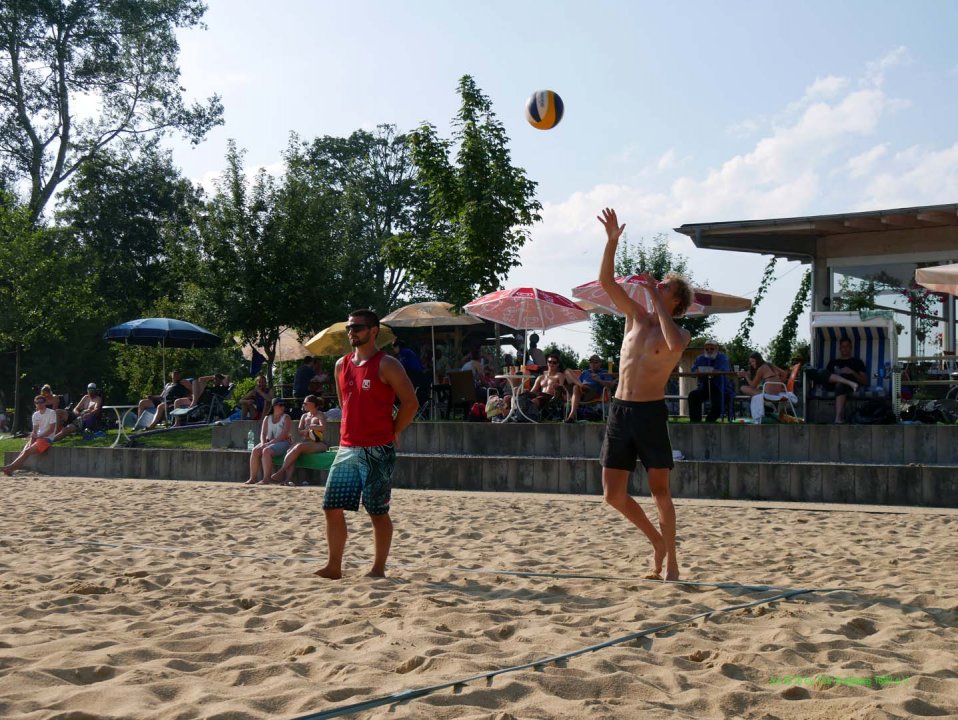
left=525, top=90, right=564, bottom=130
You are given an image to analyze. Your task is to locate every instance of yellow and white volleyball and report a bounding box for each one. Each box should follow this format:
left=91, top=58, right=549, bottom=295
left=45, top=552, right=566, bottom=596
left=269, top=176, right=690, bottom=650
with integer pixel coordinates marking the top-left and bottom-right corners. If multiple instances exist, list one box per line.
left=525, top=90, right=564, bottom=130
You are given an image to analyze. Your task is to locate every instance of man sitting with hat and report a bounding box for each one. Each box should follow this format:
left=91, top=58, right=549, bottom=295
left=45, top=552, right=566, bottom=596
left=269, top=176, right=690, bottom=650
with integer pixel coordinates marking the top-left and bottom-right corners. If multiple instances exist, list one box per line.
left=53, top=383, right=103, bottom=440
left=565, top=355, right=617, bottom=423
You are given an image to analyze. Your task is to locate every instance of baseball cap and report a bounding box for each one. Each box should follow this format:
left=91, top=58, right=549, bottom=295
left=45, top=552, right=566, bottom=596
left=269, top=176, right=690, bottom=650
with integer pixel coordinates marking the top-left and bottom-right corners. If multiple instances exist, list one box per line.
left=87, top=383, right=97, bottom=390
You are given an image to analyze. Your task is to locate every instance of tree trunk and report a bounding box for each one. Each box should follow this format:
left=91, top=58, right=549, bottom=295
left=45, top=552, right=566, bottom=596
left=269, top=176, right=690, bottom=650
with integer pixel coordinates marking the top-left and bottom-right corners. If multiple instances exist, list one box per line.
left=13, top=343, right=21, bottom=433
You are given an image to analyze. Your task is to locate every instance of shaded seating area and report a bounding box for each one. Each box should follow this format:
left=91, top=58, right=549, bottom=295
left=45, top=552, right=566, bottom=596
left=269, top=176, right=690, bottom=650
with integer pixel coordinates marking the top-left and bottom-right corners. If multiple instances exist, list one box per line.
left=805, top=312, right=894, bottom=423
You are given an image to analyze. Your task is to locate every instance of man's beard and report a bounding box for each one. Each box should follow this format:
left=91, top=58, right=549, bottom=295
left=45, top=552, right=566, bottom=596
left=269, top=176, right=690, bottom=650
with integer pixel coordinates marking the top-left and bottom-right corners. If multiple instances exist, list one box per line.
left=704, top=351, right=717, bottom=360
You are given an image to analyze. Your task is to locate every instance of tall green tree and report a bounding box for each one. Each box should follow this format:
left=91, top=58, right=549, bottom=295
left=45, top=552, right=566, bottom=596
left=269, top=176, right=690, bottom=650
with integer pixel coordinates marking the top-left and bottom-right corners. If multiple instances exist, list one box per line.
left=590, top=234, right=714, bottom=361
left=406, top=75, right=541, bottom=308
left=56, top=144, right=202, bottom=321
left=285, top=125, right=426, bottom=315
left=195, top=141, right=331, bottom=382
left=0, top=194, right=94, bottom=428
left=0, top=0, right=222, bottom=223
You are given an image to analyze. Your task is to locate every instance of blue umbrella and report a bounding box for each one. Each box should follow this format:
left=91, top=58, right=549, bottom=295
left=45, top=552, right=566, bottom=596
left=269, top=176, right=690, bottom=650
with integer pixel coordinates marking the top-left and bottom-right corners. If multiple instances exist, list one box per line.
left=104, top=318, right=222, bottom=380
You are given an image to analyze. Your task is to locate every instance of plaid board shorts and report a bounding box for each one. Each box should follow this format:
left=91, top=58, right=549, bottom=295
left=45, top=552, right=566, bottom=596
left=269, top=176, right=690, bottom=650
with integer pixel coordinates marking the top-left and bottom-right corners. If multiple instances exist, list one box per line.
left=322, top=444, right=396, bottom=515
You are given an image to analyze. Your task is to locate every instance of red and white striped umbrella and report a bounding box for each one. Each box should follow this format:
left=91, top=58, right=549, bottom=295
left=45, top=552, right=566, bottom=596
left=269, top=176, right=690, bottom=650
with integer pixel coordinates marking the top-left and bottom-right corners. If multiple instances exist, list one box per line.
left=464, top=287, right=589, bottom=330
left=572, top=274, right=655, bottom=315
left=572, top=275, right=751, bottom=317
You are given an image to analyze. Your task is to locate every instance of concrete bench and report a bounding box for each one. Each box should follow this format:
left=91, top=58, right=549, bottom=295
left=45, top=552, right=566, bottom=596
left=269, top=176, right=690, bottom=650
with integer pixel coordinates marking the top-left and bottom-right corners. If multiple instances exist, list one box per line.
left=271, top=448, right=338, bottom=471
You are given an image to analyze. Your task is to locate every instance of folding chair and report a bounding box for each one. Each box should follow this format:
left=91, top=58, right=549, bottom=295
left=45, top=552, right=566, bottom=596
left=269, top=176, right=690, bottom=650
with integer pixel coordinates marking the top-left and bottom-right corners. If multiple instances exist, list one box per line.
left=447, top=370, right=478, bottom=420
left=565, top=369, right=611, bottom=420
left=754, top=363, right=802, bottom=421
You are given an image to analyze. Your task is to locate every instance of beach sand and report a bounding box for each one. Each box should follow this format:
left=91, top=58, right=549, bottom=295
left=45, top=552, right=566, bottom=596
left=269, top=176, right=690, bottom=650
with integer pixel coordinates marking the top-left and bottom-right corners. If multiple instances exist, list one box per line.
left=1, top=474, right=956, bottom=720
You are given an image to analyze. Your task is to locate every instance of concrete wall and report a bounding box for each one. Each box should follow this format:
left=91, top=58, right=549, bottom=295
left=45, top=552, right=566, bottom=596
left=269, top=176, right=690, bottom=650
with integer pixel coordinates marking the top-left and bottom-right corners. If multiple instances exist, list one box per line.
left=213, top=419, right=958, bottom=465
left=6, top=446, right=958, bottom=508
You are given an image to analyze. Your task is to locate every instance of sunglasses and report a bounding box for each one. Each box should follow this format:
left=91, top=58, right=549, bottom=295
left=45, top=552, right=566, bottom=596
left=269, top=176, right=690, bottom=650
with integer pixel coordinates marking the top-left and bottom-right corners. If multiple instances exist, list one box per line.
left=547, top=359, right=559, bottom=364
left=345, top=323, right=370, bottom=333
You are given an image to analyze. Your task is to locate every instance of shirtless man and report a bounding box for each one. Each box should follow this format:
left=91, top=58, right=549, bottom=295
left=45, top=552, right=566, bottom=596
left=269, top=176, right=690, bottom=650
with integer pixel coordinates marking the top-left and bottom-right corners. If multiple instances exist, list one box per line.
left=526, top=354, right=569, bottom=411
left=596, top=208, right=693, bottom=581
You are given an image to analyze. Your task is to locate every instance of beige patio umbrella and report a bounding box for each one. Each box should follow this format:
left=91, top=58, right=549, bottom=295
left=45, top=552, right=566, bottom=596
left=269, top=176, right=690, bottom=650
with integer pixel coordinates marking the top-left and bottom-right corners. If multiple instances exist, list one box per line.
left=304, top=321, right=395, bottom=357
left=916, top=263, right=958, bottom=296
left=381, top=302, right=482, bottom=383
left=686, top=288, right=752, bottom=317
left=238, top=326, right=312, bottom=362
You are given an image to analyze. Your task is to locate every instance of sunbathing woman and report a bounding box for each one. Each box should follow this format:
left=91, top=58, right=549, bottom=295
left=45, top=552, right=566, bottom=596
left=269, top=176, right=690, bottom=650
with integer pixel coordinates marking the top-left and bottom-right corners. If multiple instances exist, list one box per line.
left=269, top=394, right=329, bottom=486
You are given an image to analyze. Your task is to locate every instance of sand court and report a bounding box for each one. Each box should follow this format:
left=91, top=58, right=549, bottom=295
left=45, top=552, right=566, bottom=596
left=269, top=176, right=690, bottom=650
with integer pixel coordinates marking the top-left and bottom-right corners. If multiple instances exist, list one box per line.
left=1, top=475, right=956, bottom=719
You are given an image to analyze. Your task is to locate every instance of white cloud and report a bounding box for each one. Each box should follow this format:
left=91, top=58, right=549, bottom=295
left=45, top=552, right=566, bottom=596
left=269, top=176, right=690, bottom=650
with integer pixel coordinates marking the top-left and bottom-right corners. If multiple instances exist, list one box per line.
left=805, top=75, right=848, bottom=100
left=864, top=46, right=910, bottom=87
left=859, top=142, right=958, bottom=208
left=656, top=148, right=677, bottom=171
left=847, top=143, right=888, bottom=179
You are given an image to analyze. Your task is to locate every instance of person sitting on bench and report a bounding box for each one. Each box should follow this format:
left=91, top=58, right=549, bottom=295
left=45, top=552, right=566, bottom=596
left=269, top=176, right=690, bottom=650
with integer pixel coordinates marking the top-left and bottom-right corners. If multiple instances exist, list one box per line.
left=269, top=394, right=328, bottom=486
left=172, top=373, right=231, bottom=425
left=805, top=337, right=868, bottom=423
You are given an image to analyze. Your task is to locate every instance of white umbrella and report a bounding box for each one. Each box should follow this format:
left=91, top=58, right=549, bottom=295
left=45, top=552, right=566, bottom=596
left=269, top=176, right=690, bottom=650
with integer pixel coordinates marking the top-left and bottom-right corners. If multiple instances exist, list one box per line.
left=381, top=302, right=482, bottom=383
left=916, top=263, right=958, bottom=296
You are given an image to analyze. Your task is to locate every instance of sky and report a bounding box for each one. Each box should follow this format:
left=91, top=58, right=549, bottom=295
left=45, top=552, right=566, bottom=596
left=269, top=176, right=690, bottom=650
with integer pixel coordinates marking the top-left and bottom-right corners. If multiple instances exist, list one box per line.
left=165, top=0, right=958, bottom=358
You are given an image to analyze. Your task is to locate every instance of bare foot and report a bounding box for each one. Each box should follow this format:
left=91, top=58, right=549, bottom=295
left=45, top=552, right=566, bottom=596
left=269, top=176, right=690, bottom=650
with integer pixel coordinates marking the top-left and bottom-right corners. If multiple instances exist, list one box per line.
left=651, top=540, right=666, bottom=577
left=1, top=468, right=11, bottom=477
left=243, top=478, right=258, bottom=485
left=665, top=563, right=680, bottom=582
left=269, top=471, right=285, bottom=484
left=365, top=567, right=386, bottom=578
left=643, top=572, right=663, bottom=580
left=314, top=565, right=342, bottom=580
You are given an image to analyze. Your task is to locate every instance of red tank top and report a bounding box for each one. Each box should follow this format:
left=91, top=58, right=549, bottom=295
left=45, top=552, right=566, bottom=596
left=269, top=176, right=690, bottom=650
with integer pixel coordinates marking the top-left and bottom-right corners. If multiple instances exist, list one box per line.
left=338, top=350, right=396, bottom=447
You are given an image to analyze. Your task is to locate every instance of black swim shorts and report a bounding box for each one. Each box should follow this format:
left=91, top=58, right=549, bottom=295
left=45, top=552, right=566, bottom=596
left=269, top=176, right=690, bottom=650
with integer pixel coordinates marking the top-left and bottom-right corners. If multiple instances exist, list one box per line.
left=600, top=399, right=673, bottom=471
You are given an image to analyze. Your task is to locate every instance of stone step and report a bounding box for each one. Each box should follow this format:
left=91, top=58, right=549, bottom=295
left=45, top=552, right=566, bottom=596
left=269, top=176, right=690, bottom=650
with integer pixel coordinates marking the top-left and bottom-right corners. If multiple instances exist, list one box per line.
left=6, top=447, right=956, bottom=508
left=213, top=420, right=958, bottom=466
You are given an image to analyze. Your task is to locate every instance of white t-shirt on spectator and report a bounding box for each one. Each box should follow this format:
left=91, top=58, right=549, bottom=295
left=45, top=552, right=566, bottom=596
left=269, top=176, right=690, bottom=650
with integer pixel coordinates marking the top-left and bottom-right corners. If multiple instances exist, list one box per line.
left=33, top=408, right=57, bottom=440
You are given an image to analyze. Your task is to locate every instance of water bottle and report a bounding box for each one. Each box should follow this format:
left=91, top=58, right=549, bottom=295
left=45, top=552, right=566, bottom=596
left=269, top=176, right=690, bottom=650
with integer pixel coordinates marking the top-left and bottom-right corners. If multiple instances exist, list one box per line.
left=246, top=430, right=254, bottom=451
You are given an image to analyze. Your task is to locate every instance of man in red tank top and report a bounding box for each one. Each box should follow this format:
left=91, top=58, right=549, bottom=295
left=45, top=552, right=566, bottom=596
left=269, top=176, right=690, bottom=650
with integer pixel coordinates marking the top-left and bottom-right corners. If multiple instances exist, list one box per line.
left=315, top=309, right=419, bottom=579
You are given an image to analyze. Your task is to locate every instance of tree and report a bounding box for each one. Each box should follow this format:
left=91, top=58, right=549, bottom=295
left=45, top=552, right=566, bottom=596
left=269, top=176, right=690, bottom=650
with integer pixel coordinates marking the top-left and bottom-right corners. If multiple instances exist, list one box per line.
left=590, top=234, right=714, bottom=361
left=406, top=75, right=541, bottom=308
left=195, top=141, right=332, bottom=382
left=56, top=143, right=202, bottom=321
left=0, top=0, right=223, bottom=223
left=767, top=269, right=811, bottom=367
left=0, top=194, right=94, bottom=428
left=285, top=125, right=427, bottom=314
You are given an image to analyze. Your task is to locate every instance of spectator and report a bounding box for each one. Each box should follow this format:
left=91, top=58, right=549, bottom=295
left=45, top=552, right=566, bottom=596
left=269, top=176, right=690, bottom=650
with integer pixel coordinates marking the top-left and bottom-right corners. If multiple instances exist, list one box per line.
left=525, top=353, right=570, bottom=415
left=239, top=374, right=273, bottom=421
left=135, top=370, right=193, bottom=431
left=2, top=395, right=58, bottom=475
left=737, top=352, right=788, bottom=419
left=292, top=356, right=317, bottom=400
left=526, top=333, right=547, bottom=367
left=805, top=337, right=868, bottom=423
left=174, top=374, right=231, bottom=425
left=269, top=394, right=328, bottom=486
left=54, top=383, right=103, bottom=440
left=39, top=384, right=70, bottom=429
left=245, top=397, right=293, bottom=485
left=566, top=354, right=617, bottom=422
left=688, top=341, right=735, bottom=422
